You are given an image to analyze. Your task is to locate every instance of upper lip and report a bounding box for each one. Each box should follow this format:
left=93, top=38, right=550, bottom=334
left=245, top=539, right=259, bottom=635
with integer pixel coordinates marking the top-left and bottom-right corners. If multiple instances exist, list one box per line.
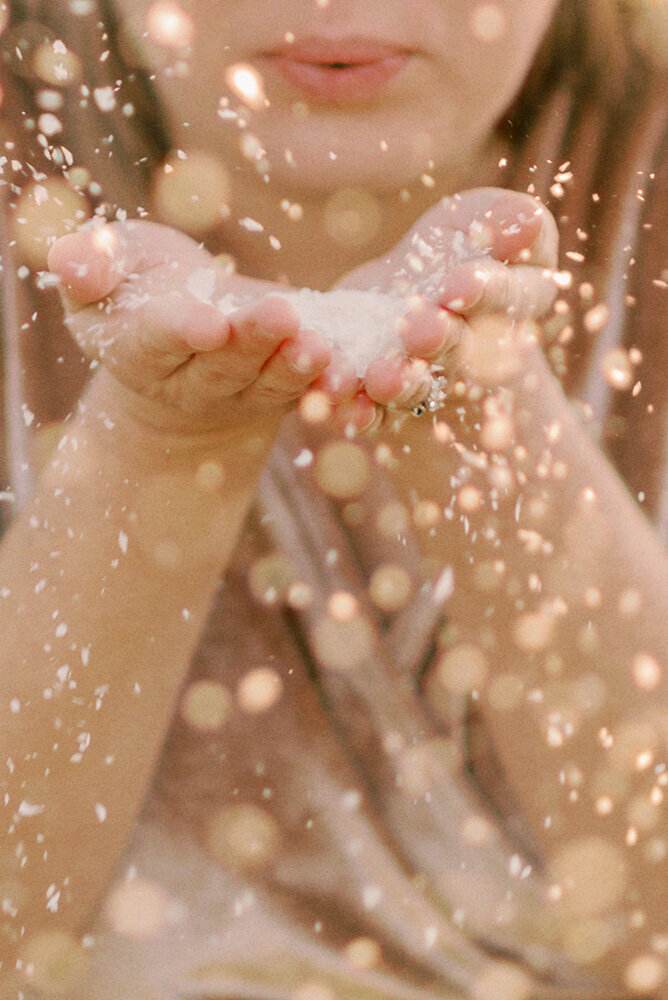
left=262, top=35, right=411, bottom=65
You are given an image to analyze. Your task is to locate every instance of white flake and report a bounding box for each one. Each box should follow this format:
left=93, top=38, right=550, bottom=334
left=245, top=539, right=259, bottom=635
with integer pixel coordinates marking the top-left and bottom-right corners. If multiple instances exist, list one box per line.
left=362, top=884, right=383, bottom=910
left=186, top=268, right=217, bottom=304
left=18, top=801, right=45, bottom=817
left=93, top=86, right=116, bottom=112
left=293, top=449, right=313, bottom=468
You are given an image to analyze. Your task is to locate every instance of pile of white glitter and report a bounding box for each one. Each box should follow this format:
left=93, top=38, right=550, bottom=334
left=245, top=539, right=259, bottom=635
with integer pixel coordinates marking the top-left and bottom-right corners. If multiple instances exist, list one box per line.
left=186, top=270, right=407, bottom=378
left=279, top=288, right=407, bottom=377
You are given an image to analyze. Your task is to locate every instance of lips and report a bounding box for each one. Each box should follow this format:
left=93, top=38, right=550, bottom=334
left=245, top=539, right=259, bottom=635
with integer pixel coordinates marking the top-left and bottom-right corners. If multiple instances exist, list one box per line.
left=261, top=36, right=412, bottom=101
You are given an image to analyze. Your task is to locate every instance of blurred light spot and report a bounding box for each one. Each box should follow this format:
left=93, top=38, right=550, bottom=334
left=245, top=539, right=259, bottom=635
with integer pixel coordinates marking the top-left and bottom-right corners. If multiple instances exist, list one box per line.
left=550, top=837, right=627, bottom=917
left=513, top=607, right=556, bottom=652
left=626, top=793, right=661, bottom=833
left=561, top=918, right=615, bottom=965
left=431, top=643, right=489, bottom=697
left=15, top=178, right=90, bottom=269
left=344, top=936, right=382, bottom=969
left=324, top=187, right=382, bottom=249
left=195, top=460, right=225, bottom=492
left=457, top=484, right=482, bottom=513
left=472, top=961, right=532, bottom=1000
left=180, top=679, right=232, bottom=731
left=105, top=878, right=181, bottom=938
left=91, top=224, right=119, bottom=255
left=608, top=719, right=659, bottom=775
left=469, top=4, right=507, bottom=42
left=369, top=563, right=412, bottom=613
left=286, top=580, right=313, bottom=610
left=314, top=441, right=370, bottom=499
left=602, top=347, right=634, bottom=391
left=583, top=302, right=610, bottom=333
left=225, top=62, right=267, bottom=110
left=481, top=411, right=514, bottom=451
left=631, top=651, right=662, bottom=690
left=624, top=955, right=665, bottom=994
left=145, top=0, right=194, bottom=48
left=311, top=612, right=375, bottom=670
left=396, top=738, right=461, bottom=796
left=376, top=501, right=409, bottom=538
left=461, top=814, right=495, bottom=846
left=618, top=588, right=642, bottom=615
left=18, top=930, right=89, bottom=995
left=32, top=40, right=81, bottom=87
left=151, top=150, right=230, bottom=236
left=248, top=553, right=296, bottom=604
left=412, top=499, right=440, bottom=528
left=298, top=389, right=332, bottom=424
left=328, top=591, right=359, bottom=621
left=487, top=672, right=524, bottom=711
left=236, top=667, right=283, bottom=714
left=292, top=982, right=335, bottom=1000
left=207, top=803, right=281, bottom=869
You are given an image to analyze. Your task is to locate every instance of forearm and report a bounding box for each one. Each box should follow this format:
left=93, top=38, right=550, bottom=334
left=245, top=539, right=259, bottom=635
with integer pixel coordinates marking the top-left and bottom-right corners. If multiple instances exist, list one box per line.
left=0, top=369, right=277, bottom=965
left=393, top=347, right=668, bottom=984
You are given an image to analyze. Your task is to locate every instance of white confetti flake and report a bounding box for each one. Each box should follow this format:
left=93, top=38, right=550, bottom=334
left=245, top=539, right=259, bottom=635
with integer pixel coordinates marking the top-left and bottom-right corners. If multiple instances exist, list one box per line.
left=93, top=86, right=116, bottom=112
left=118, top=530, right=128, bottom=554
left=18, top=800, right=45, bottom=817
left=186, top=268, right=217, bottom=304
left=293, top=449, right=313, bottom=468
left=362, top=884, right=383, bottom=910
left=238, top=216, right=264, bottom=232
left=94, top=803, right=107, bottom=822
left=432, top=565, right=454, bottom=604
left=46, top=884, right=61, bottom=912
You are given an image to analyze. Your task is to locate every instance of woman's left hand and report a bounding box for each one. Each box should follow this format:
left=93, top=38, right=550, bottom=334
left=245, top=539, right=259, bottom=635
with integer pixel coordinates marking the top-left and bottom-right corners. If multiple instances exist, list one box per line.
left=338, top=187, right=559, bottom=411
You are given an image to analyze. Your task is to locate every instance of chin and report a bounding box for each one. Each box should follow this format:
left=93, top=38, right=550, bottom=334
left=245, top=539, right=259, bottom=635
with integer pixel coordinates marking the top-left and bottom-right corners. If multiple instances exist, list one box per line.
left=252, top=114, right=451, bottom=197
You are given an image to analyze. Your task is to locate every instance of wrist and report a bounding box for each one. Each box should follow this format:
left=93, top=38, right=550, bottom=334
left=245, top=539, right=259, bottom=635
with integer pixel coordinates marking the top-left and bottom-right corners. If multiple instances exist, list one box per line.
left=71, top=368, right=281, bottom=481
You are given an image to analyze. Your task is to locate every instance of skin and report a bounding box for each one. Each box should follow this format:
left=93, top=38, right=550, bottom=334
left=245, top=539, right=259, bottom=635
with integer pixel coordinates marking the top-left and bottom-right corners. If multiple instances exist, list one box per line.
left=118, top=0, right=560, bottom=285
left=1, top=1, right=667, bottom=996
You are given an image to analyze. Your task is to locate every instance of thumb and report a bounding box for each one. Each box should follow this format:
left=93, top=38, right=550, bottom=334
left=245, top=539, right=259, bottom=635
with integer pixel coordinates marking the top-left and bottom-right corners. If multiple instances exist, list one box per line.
left=47, top=223, right=137, bottom=305
left=47, top=219, right=208, bottom=307
left=443, top=188, right=559, bottom=268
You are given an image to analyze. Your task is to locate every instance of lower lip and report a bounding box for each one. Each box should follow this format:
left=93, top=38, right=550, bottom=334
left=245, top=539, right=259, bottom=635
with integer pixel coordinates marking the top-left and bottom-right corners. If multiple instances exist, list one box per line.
left=267, top=54, right=409, bottom=101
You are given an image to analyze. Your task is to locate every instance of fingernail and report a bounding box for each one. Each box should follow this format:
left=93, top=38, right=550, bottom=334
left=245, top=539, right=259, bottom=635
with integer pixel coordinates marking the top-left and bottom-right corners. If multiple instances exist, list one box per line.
left=291, top=351, right=315, bottom=373
left=441, top=273, right=485, bottom=312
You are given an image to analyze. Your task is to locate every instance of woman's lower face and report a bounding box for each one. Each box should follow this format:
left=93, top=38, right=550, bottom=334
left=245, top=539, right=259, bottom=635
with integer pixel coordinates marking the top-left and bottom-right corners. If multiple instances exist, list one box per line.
left=117, top=0, right=562, bottom=193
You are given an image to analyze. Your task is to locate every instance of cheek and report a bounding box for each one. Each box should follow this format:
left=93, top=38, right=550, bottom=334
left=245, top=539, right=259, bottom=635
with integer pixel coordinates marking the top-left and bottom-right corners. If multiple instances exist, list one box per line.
left=452, top=2, right=558, bottom=111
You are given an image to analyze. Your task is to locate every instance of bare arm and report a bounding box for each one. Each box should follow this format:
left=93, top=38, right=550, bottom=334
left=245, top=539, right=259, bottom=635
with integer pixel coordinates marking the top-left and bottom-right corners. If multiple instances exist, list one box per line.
left=0, top=221, right=341, bottom=992
left=344, top=191, right=668, bottom=992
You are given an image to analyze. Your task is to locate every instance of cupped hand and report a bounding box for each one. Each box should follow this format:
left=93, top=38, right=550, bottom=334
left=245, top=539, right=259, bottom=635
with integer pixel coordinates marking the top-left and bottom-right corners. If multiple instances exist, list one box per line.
left=48, top=220, right=357, bottom=435
left=339, top=187, right=559, bottom=409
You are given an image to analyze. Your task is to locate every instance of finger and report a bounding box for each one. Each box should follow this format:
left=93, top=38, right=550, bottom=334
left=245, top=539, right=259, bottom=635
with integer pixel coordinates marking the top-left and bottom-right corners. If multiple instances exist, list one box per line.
left=48, top=220, right=211, bottom=306
left=331, top=392, right=379, bottom=435
left=67, top=292, right=231, bottom=386
left=246, top=328, right=332, bottom=406
left=364, top=353, right=433, bottom=408
left=398, top=299, right=466, bottom=358
left=310, top=354, right=361, bottom=403
left=442, top=188, right=558, bottom=266
left=185, top=295, right=302, bottom=394
left=439, top=258, right=558, bottom=320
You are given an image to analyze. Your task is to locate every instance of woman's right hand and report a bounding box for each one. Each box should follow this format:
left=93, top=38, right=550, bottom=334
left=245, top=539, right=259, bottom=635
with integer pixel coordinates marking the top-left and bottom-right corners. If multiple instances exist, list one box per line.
left=47, top=220, right=349, bottom=437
